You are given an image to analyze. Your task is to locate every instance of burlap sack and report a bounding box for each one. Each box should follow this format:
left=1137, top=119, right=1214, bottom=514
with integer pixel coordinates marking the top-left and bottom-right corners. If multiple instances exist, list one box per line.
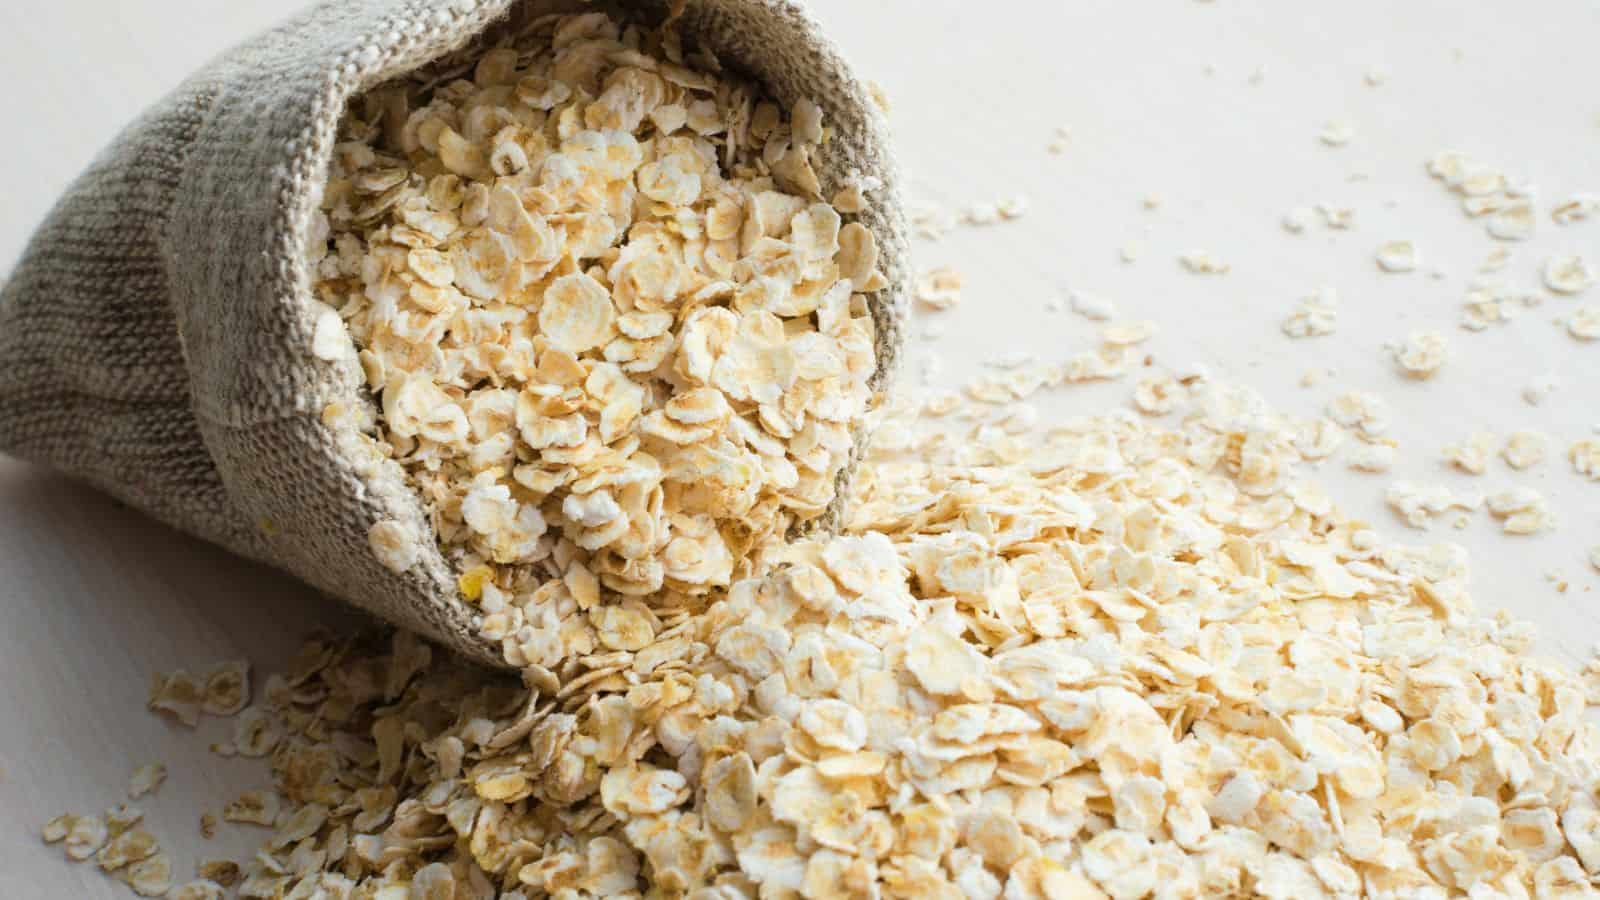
left=0, top=0, right=906, bottom=667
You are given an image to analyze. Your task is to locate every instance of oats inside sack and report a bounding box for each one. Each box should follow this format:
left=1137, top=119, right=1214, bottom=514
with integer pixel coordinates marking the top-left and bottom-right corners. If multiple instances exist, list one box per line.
left=310, top=12, right=884, bottom=668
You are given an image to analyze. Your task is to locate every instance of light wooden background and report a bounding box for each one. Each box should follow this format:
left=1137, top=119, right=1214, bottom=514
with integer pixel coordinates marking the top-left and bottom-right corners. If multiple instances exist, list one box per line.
left=3, top=0, right=1598, bottom=894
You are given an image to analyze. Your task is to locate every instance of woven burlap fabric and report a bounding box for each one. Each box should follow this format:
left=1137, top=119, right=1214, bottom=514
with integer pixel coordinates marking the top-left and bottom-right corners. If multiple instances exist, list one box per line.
left=0, top=0, right=907, bottom=667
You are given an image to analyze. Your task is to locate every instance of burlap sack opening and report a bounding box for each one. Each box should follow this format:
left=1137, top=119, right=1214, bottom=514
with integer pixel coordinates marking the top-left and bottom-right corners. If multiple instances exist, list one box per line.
left=0, top=0, right=907, bottom=667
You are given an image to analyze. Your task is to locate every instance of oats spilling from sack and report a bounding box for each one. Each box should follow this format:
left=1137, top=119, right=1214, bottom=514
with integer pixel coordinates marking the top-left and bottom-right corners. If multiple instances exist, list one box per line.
left=0, top=0, right=906, bottom=667
left=54, top=382, right=1600, bottom=899
left=308, top=10, right=894, bottom=669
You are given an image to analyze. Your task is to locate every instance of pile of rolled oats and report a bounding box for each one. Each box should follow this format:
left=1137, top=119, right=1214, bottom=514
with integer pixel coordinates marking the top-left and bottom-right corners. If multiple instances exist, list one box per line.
left=86, top=382, right=1600, bottom=899
left=311, top=11, right=884, bottom=668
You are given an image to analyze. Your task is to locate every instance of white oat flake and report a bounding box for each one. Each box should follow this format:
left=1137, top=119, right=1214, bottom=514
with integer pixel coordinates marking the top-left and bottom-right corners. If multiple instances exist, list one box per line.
left=1347, top=443, right=1397, bottom=473
left=914, top=266, right=964, bottom=311
left=1319, top=118, right=1355, bottom=146
left=1375, top=240, right=1420, bottom=272
left=1543, top=255, right=1596, bottom=295
left=1069, top=290, right=1117, bottom=321
left=1553, top=193, right=1600, bottom=225
left=1281, top=287, right=1338, bottom=338
left=1442, top=430, right=1497, bottom=475
left=1567, top=307, right=1600, bottom=340
left=1501, top=431, right=1548, bottom=470
left=1178, top=250, right=1230, bottom=274
left=1390, top=331, right=1449, bottom=379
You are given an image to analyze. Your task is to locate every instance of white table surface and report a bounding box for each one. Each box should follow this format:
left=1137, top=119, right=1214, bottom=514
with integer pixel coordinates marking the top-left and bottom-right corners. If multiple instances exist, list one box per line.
left=2, top=0, right=1598, bottom=894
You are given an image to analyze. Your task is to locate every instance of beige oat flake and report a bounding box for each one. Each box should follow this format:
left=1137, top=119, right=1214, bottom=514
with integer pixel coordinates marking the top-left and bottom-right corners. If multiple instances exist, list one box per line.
left=1570, top=439, right=1600, bottom=481
left=913, top=266, right=963, bottom=311
left=1390, top=330, right=1448, bottom=378
left=1281, top=286, right=1337, bottom=338
left=1375, top=239, right=1419, bottom=272
left=1501, top=430, right=1548, bottom=470
left=1178, top=250, right=1230, bottom=274
left=127, top=763, right=166, bottom=800
left=1442, top=430, right=1497, bottom=474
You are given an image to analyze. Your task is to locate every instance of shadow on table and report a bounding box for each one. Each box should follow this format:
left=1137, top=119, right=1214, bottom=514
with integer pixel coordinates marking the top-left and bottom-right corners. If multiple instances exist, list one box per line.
left=0, top=458, right=365, bottom=672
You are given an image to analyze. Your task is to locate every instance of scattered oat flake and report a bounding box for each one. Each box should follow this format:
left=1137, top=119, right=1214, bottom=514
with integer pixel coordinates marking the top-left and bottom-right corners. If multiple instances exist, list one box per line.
left=121, top=852, right=173, bottom=897
left=147, top=670, right=202, bottom=727
left=1282, top=207, right=1313, bottom=233
left=1327, top=390, right=1390, bottom=438
left=1571, top=439, right=1600, bottom=480
left=1119, top=240, right=1143, bottom=263
left=1487, top=200, right=1536, bottom=240
left=910, top=205, right=956, bottom=239
left=222, top=790, right=279, bottom=827
left=961, top=202, right=1001, bottom=226
left=97, top=827, right=159, bottom=872
left=1544, top=255, right=1596, bottom=295
left=42, top=814, right=76, bottom=844
left=1100, top=320, right=1157, bottom=346
left=1319, top=118, right=1355, bottom=146
left=1459, top=279, right=1527, bottom=331
left=1364, top=65, right=1389, bottom=86
left=1178, top=250, right=1229, bottom=274
left=1487, top=487, right=1555, bottom=535
left=1553, top=193, right=1600, bottom=225
left=1568, top=307, right=1600, bottom=340
left=201, top=659, right=250, bottom=716
left=1347, top=443, right=1396, bottom=473
left=914, top=266, right=963, bottom=310
left=1069, top=290, right=1117, bottom=321
left=1589, top=545, right=1600, bottom=573
left=63, top=815, right=107, bottom=861
left=996, top=196, right=1028, bottom=220
left=1281, top=286, right=1337, bottom=338
left=1375, top=240, right=1419, bottom=272
left=1442, top=430, right=1497, bottom=475
left=1315, top=203, right=1356, bottom=229
left=1390, top=331, right=1448, bottom=379
left=1501, top=431, right=1548, bottom=470
left=1386, top=481, right=1482, bottom=529
left=128, top=763, right=166, bottom=800
left=1480, top=246, right=1512, bottom=272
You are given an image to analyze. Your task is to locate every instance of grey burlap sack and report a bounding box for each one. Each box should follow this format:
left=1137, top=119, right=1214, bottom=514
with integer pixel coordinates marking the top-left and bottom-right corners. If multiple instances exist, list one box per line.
left=0, top=0, right=906, bottom=667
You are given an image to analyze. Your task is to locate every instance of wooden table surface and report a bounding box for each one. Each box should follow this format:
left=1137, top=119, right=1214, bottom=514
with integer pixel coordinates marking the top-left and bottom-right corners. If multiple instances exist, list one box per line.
left=3, top=0, right=1598, bottom=894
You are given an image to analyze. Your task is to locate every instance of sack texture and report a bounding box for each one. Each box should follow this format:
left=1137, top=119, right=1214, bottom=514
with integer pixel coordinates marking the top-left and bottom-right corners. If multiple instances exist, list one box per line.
left=0, top=0, right=907, bottom=667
